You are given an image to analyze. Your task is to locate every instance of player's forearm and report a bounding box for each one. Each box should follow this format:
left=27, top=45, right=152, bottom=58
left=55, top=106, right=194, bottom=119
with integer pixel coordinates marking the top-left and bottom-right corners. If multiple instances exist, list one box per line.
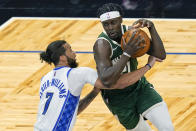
left=77, top=88, right=100, bottom=115
left=112, top=65, right=150, bottom=89
left=148, top=25, right=166, bottom=60
left=99, top=55, right=130, bottom=86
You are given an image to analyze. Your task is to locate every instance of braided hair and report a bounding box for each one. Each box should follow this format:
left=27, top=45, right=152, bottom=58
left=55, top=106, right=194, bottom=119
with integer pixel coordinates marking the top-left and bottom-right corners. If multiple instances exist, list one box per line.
left=97, top=3, right=124, bottom=18
left=40, top=40, right=66, bottom=65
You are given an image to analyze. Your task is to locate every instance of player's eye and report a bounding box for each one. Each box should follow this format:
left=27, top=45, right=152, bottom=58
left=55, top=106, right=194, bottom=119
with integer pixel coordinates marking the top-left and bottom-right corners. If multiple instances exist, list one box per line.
left=103, top=23, right=108, bottom=26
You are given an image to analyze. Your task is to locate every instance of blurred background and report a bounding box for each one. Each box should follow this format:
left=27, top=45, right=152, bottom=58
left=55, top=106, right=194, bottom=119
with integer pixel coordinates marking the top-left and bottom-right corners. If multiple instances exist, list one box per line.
left=0, top=0, right=195, bottom=25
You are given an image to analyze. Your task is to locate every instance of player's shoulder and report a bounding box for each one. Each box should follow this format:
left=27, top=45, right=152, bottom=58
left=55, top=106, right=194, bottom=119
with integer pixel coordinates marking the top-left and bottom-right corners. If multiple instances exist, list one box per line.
left=71, top=67, right=95, bottom=74
left=68, top=67, right=97, bottom=80
left=95, top=38, right=108, bottom=45
left=94, top=38, right=111, bottom=53
left=72, top=66, right=92, bottom=70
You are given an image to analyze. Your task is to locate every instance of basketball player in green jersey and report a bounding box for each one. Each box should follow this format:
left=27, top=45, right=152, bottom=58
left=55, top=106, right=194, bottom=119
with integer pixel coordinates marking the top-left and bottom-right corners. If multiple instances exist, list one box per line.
left=93, top=3, right=174, bottom=131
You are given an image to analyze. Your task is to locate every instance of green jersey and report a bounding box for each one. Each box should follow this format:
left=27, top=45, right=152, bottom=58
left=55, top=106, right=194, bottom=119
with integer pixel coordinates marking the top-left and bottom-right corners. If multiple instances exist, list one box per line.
left=96, top=25, right=162, bottom=129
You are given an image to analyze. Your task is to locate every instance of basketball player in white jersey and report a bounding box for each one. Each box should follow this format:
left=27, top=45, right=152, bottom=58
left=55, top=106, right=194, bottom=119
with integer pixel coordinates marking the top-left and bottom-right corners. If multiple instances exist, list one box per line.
left=34, top=40, right=161, bottom=131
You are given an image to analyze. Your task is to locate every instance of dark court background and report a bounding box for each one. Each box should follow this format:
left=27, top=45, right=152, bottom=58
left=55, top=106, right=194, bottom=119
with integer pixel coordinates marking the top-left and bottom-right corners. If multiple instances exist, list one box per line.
left=0, top=0, right=195, bottom=25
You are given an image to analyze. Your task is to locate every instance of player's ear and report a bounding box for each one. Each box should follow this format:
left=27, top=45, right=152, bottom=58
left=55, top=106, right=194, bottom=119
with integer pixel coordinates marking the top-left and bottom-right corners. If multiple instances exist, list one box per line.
left=59, top=55, right=67, bottom=62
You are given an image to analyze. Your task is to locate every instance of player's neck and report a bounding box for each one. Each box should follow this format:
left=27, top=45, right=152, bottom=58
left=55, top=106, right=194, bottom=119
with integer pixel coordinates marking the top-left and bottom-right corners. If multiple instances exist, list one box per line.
left=55, top=63, right=69, bottom=68
left=112, top=37, right=121, bottom=44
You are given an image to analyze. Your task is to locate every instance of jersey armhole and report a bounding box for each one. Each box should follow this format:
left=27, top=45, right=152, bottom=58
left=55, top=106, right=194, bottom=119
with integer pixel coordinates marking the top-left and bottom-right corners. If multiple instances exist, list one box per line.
left=97, top=37, right=113, bottom=58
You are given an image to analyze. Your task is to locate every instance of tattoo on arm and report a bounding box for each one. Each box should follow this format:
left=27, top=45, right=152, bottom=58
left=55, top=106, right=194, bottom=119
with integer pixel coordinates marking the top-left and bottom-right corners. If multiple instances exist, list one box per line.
left=77, top=89, right=99, bottom=115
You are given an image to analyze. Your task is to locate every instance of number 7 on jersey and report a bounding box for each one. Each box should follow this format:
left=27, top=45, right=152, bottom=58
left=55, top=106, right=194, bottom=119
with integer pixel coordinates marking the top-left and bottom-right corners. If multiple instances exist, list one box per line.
left=42, top=92, right=54, bottom=115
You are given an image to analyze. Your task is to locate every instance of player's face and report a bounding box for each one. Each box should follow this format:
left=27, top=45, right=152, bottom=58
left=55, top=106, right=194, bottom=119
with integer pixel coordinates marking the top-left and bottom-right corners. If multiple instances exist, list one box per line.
left=101, top=17, right=122, bottom=41
left=64, top=44, right=78, bottom=68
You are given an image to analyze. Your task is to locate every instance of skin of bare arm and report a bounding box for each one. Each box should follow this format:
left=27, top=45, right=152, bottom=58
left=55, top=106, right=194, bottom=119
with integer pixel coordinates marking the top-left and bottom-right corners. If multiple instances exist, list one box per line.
left=77, top=87, right=100, bottom=115
left=94, top=66, right=149, bottom=89
left=94, top=55, right=162, bottom=90
left=148, top=23, right=166, bottom=60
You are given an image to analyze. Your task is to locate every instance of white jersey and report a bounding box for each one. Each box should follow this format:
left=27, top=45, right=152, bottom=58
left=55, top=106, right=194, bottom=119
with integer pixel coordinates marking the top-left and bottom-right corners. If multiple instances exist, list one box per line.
left=34, top=66, right=98, bottom=131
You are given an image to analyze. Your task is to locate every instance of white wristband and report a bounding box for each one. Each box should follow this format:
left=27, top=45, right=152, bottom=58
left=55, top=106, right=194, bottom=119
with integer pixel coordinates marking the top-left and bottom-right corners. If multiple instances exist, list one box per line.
left=123, top=52, right=131, bottom=57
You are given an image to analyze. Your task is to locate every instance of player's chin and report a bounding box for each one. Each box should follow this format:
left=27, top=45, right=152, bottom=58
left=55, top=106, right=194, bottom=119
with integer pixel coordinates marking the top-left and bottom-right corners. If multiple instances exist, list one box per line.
left=109, top=34, right=119, bottom=40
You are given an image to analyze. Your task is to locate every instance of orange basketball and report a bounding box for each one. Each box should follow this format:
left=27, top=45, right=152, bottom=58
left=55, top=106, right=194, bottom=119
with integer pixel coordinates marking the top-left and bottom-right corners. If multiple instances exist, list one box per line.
left=121, top=28, right=150, bottom=58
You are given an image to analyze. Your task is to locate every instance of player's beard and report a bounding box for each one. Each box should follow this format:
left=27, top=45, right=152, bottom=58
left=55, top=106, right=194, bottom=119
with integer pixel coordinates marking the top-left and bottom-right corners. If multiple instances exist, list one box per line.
left=67, top=56, right=78, bottom=68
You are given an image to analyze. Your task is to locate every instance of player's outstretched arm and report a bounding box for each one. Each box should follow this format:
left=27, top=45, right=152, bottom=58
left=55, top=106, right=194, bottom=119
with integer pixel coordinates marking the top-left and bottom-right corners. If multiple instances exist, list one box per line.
left=95, top=56, right=162, bottom=89
left=77, top=87, right=100, bottom=115
left=113, top=55, right=162, bottom=89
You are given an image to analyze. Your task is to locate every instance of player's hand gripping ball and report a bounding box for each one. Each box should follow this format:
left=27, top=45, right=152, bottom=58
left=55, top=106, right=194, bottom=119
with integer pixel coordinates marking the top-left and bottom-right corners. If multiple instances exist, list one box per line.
left=121, top=28, right=151, bottom=58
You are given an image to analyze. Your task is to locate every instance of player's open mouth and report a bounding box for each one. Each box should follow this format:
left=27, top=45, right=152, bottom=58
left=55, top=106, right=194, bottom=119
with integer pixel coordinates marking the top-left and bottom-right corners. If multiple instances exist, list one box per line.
left=109, top=32, right=116, bottom=37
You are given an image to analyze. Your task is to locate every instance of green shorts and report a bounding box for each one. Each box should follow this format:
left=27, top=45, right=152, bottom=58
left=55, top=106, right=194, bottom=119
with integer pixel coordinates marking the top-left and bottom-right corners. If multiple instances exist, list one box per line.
left=101, top=81, right=162, bottom=129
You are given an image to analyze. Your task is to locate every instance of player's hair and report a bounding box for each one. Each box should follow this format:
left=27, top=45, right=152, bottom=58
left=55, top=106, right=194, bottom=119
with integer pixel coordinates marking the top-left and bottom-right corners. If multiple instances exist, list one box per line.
left=40, top=40, right=66, bottom=65
left=97, top=3, right=124, bottom=18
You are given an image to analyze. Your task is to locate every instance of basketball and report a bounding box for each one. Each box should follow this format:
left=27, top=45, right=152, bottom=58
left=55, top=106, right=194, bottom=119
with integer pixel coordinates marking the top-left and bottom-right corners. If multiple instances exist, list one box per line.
left=121, top=28, right=150, bottom=58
